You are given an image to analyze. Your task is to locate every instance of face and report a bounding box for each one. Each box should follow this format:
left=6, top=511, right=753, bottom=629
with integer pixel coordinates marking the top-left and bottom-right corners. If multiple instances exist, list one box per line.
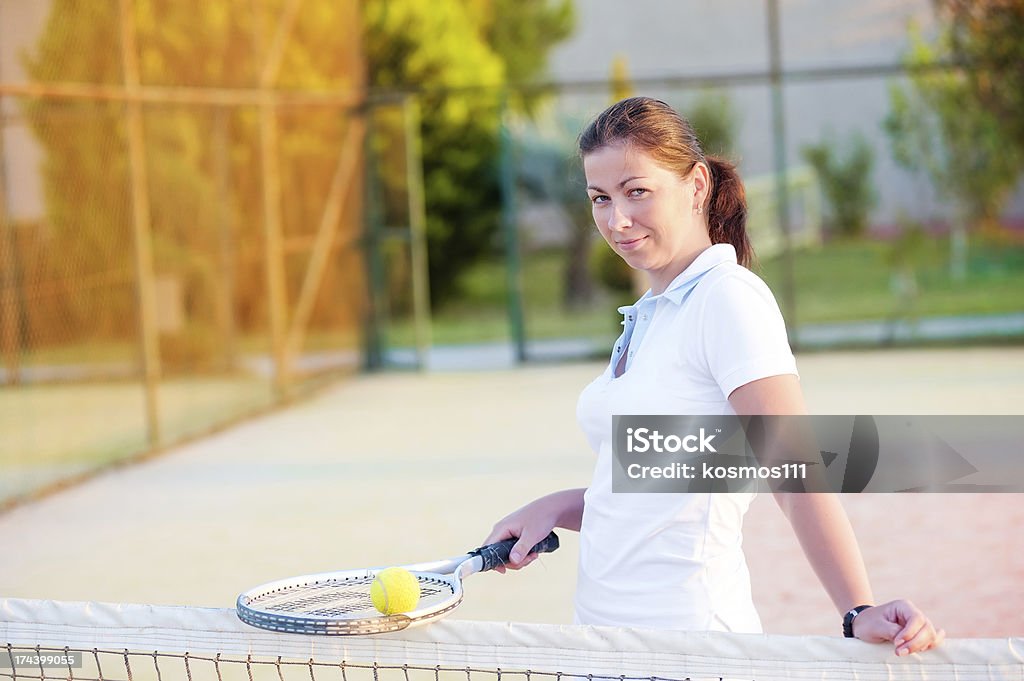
left=584, top=143, right=711, bottom=295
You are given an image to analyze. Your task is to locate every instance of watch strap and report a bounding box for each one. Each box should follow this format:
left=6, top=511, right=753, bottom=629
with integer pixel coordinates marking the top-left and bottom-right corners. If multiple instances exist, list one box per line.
left=843, top=605, right=872, bottom=638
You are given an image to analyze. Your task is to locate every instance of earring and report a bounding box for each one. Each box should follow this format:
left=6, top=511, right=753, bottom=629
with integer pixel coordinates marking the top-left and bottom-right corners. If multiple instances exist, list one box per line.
left=696, top=206, right=703, bottom=215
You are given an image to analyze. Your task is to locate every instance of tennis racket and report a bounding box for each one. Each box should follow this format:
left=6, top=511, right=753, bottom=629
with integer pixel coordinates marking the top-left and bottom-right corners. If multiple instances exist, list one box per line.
left=236, top=532, right=560, bottom=635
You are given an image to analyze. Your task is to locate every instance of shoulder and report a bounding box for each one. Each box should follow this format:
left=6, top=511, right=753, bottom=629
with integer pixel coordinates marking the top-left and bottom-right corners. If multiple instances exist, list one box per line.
left=693, top=265, right=797, bottom=396
left=694, top=263, right=784, bottom=320
left=702, top=262, right=776, bottom=297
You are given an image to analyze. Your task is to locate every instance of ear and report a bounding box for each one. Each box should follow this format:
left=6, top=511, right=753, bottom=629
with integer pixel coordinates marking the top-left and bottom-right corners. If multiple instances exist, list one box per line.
left=691, top=162, right=711, bottom=211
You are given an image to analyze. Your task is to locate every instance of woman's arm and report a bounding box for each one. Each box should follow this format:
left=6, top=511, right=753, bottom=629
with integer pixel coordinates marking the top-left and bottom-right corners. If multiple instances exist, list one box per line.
left=483, top=488, right=586, bottom=571
left=729, top=375, right=875, bottom=611
left=729, top=375, right=944, bottom=656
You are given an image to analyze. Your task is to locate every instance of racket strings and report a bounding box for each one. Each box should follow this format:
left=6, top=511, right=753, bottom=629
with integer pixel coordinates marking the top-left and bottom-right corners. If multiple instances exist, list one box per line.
left=247, top=576, right=454, bottom=618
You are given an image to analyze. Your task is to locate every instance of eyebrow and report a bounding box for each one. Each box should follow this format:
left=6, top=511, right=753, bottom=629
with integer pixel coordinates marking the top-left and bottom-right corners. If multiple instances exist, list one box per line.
left=586, top=176, right=648, bottom=192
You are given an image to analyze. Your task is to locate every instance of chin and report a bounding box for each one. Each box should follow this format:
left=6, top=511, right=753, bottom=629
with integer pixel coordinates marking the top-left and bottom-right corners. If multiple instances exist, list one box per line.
left=619, top=253, right=652, bottom=270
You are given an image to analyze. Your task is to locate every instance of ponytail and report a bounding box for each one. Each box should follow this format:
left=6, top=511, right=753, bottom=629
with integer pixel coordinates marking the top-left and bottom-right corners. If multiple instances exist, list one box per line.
left=705, top=156, right=754, bottom=269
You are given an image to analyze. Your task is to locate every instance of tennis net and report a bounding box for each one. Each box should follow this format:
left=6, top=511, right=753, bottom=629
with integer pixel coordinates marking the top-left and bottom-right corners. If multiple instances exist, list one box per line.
left=2, top=599, right=1021, bottom=681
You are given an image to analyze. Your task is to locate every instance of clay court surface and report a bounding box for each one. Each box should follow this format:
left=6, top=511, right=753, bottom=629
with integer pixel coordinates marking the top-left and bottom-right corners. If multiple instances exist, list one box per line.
left=1, top=347, right=1021, bottom=637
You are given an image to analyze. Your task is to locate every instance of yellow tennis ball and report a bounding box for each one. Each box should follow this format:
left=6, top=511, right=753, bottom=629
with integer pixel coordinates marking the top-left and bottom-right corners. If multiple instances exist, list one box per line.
left=370, top=567, right=421, bottom=615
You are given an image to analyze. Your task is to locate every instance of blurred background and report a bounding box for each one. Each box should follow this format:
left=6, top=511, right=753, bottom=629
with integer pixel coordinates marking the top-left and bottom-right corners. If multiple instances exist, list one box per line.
left=1, top=0, right=1022, bottom=508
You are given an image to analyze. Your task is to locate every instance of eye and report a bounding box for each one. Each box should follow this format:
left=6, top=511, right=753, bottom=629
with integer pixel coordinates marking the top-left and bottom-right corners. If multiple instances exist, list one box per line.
left=628, top=187, right=649, bottom=197
left=589, top=194, right=609, bottom=205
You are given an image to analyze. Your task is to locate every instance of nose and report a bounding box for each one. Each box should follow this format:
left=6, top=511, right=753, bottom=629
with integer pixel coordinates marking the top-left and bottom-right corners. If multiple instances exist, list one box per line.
left=606, top=202, right=631, bottom=232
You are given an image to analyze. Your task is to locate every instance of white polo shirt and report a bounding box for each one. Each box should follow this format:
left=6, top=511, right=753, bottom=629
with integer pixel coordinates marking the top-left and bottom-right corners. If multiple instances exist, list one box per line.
left=574, top=243, right=798, bottom=632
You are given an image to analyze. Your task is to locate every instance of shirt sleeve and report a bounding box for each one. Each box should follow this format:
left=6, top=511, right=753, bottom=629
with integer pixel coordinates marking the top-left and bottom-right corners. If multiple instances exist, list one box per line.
left=699, top=272, right=798, bottom=398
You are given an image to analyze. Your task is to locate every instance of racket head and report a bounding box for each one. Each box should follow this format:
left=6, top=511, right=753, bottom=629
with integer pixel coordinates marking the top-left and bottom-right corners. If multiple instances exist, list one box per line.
left=237, top=567, right=464, bottom=635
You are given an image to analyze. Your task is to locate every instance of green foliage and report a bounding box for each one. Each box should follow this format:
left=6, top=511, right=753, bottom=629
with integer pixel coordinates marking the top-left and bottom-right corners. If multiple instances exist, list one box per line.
left=22, top=0, right=365, bottom=345
left=883, top=23, right=1023, bottom=232
left=22, top=0, right=576, bottom=342
left=476, top=0, right=575, bottom=112
left=364, top=0, right=575, bottom=306
left=687, top=91, right=738, bottom=157
left=801, top=134, right=877, bottom=238
left=940, top=0, right=1024, bottom=156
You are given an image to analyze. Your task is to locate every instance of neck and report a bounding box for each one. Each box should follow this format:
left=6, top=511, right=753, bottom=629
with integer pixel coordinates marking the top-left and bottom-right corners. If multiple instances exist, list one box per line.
left=648, top=241, right=714, bottom=296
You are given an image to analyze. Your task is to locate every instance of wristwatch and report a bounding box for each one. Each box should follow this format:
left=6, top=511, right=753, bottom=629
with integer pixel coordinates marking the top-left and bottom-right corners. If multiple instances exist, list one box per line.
left=843, top=605, right=872, bottom=638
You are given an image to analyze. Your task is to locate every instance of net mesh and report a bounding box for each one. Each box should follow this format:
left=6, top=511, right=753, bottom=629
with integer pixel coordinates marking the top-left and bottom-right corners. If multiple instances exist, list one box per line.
left=2, top=599, right=1021, bottom=681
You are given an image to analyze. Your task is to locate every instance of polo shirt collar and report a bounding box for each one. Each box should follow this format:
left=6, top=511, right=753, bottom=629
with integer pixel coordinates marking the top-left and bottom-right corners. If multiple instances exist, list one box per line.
left=617, top=244, right=736, bottom=326
left=638, top=243, right=737, bottom=306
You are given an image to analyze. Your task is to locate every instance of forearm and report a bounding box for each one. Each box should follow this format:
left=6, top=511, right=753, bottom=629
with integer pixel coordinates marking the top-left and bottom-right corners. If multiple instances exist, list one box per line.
left=484, top=487, right=586, bottom=561
left=545, top=487, right=587, bottom=532
left=774, top=492, right=875, bottom=615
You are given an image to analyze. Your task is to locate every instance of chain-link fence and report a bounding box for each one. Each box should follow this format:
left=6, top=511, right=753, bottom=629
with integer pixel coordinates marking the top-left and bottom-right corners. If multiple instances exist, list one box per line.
left=0, top=0, right=371, bottom=506
left=3, top=0, right=1024, bottom=506
left=355, top=0, right=1024, bottom=370
left=371, top=74, right=1023, bottom=371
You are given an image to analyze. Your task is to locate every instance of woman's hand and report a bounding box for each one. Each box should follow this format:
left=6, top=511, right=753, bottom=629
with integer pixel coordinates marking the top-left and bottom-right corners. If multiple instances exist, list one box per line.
left=853, top=600, right=946, bottom=656
left=483, top=489, right=585, bottom=573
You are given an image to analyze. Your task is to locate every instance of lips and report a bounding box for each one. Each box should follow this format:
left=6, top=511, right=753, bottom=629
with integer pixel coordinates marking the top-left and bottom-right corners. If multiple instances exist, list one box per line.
left=616, top=236, right=647, bottom=252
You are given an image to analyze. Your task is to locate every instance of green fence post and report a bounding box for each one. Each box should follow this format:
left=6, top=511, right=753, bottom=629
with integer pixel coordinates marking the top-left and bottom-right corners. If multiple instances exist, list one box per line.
left=499, top=92, right=527, bottom=363
left=363, top=103, right=387, bottom=370
left=404, top=95, right=432, bottom=370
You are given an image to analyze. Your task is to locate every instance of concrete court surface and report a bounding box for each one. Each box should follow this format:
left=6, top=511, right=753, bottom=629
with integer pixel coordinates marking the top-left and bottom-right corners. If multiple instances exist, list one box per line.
left=0, top=347, right=1021, bottom=638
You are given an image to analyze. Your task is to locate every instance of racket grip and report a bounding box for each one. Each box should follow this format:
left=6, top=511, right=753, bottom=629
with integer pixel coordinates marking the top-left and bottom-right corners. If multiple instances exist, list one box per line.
left=472, top=532, right=560, bottom=572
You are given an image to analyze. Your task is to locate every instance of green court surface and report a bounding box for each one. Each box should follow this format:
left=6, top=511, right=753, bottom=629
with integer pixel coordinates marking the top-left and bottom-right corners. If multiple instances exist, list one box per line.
left=0, top=377, right=273, bottom=503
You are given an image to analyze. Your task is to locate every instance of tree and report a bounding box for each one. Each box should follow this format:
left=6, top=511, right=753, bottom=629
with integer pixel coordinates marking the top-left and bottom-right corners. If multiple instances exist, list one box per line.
left=884, top=22, right=1023, bottom=280
left=364, top=0, right=574, bottom=306
left=476, top=0, right=576, bottom=114
left=22, top=0, right=365, bottom=359
left=801, top=133, right=877, bottom=239
left=22, top=0, right=575, bottom=358
left=940, top=0, right=1024, bottom=156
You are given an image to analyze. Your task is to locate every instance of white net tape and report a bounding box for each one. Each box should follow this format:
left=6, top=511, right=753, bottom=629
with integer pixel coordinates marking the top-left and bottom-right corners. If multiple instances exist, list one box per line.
left=2, top=599, right=1022, bottom=681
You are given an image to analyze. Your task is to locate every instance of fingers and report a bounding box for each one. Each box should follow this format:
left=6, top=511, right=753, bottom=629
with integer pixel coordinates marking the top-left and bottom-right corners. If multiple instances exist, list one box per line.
left=873, top=599, right=943, bottom=657
left=484, top=495, right=563, bottom=574
left=509, top=532, right=549, bottom=566
left=483, top=522, right=543, bottom=572
left=509, top=536, right=533, bottom=564
left=510, top=553, right=540, bottom=570
left=894, top=619, right=943, bottom=657
left=904, top=627, right=945, bottom=655
left=491, top=550, right=538, bottom=573
left=893, top=621, right=924, bottom=656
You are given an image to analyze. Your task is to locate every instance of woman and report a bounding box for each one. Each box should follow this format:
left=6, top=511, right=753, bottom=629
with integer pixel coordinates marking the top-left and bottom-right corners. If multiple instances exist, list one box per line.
left=485, top=97, right=944, bottom=656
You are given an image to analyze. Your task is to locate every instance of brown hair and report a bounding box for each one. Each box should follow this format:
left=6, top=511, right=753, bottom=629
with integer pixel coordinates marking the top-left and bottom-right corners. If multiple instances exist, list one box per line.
left=578, top=96, right=754, bottom=268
